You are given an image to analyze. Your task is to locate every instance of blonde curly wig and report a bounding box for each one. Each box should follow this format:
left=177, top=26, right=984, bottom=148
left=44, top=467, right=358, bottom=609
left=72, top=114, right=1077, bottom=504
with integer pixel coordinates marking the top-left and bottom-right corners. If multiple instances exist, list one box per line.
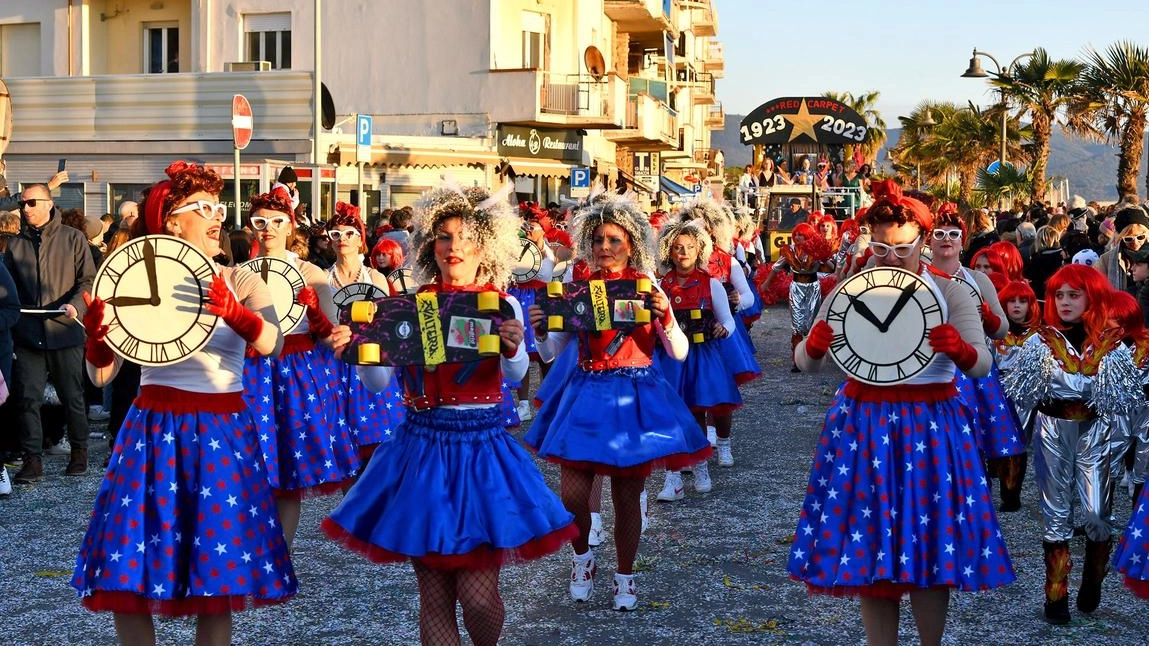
left=568, top=193, right=656, bottom=275
left=675, top=196, right=734, bottom=254
left=656, top=219, right=713, bottom=274
left=409, top=183, right=522, bottom=288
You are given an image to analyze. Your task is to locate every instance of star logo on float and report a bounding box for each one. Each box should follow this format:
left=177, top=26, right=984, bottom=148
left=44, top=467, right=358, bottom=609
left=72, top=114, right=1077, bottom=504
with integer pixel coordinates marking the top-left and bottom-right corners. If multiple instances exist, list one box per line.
left=784, top=99, right=821, bottom=143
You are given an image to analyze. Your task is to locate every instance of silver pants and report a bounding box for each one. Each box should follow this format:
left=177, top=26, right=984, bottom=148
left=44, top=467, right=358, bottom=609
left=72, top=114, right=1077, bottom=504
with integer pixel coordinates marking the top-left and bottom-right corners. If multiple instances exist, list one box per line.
left=1108, top=408, right=1149, bottom=486
left=1034, top=414, right=1115, bottom=542
left=789, top=279, right=821, bottom=337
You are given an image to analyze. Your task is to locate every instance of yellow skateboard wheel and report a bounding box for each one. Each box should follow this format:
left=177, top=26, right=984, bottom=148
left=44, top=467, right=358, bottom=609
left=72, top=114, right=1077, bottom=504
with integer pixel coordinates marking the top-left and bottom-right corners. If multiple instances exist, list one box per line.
left=692, top=332, right=705, bottom=344
left=690, top=309, right=702, bottom=320
left=350, top=301, right=377, bottom=323
left=547, top=281, right=564, bottom=298
left=476, top=291, right=500, bottom=313
left=548, top=315, right=564, bottom=331
left=478, top=334, right=501, bottom=356
left=634, top=308, right=651, bottom=324
left=358, top=343, right=381, bottom=364
left=635, top=277, right=651, bottom=294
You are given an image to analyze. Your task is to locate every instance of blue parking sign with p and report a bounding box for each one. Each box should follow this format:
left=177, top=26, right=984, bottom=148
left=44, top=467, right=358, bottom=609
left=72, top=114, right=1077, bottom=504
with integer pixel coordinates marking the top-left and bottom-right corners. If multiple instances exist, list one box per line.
left=571, top=168, right=590, bottom=188
left=357, top=114, right=373, bottom=147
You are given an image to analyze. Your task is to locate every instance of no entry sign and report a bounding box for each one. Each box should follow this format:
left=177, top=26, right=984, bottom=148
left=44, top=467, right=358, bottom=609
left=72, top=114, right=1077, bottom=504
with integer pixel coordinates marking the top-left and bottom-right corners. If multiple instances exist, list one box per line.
left=232, top=94, right=253, bottom=150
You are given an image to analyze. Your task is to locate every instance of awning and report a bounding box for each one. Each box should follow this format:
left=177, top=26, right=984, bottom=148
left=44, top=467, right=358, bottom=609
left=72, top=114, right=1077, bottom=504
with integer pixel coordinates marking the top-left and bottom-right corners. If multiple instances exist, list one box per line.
left=659, top=176, right=693, bottom=197
left=504, top=159, right=572, bottom=178
left=331, top=145, right=499, bottom=168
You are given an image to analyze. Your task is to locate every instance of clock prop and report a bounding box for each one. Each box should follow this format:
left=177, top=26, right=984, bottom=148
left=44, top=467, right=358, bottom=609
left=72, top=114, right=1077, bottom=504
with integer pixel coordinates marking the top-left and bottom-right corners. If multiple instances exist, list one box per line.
left=511, top=239, right=544, bottom=284
left=824, top=267, right=944, bottom=385
left=92, top=235, right=219, bottom=366
left=240, top=257, right=306, bottom=335
left=333, top=282, right=389, bottom=310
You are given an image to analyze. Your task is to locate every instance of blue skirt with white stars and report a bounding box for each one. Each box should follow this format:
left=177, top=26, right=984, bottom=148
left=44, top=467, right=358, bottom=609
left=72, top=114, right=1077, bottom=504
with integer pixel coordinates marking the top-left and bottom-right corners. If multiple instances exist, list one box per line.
left=72, top=387, right=297, bottom=616
left=788, top=380, right=1015, bottom=598
left=1115, top=484, right=1149, bottom=598
left=954, top=363, right=1026, bottom=459
left=244, top=340, right=360, bottom=497
left=339, top=354, right=405, bottom=459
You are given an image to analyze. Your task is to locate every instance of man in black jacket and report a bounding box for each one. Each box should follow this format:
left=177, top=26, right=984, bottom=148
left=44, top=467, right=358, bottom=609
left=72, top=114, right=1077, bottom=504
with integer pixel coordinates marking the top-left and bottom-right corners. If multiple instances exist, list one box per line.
left=3, top=183, right=95, bottom=483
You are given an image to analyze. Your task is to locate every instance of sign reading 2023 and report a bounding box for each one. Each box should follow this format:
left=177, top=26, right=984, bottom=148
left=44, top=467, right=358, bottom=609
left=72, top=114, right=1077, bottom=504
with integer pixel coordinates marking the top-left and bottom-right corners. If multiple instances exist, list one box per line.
left=738, top=97, right=868, bottom=146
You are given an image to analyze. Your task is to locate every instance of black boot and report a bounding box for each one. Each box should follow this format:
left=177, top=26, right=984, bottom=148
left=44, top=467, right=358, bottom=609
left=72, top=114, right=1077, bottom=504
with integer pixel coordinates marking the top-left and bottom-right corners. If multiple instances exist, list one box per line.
left=999, top=453, right=1027, bottom=512
left=1076, top=538, right=1113, bottom=613
left=1043, top=540, right=1071, bottom=625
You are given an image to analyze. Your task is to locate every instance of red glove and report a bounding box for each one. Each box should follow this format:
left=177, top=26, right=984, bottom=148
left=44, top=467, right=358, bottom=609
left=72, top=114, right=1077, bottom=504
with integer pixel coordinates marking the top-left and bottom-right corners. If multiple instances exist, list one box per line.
left=297, top=287, right=334, bottom=339
left=929, top=323, right=979, bottom=371
left=82, top=292, right=116, bottom=368
left=204, top=273, right=265, bottom=344
left=804, top=320, right=834, bottom=360
left=979, top=302, right=1002, bottom=336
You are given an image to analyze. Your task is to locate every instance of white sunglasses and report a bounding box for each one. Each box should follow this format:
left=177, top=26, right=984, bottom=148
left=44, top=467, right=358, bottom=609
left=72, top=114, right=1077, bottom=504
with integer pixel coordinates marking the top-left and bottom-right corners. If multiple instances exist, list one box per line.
left=869, top=235, right=921, bottom=259
left=326, top=229, right=361, bottom=242
left=171, top=200, right=227, bottom=220
left=931, top=229, right=963, bottom=241
left=250, top=215, right=291, bottom=231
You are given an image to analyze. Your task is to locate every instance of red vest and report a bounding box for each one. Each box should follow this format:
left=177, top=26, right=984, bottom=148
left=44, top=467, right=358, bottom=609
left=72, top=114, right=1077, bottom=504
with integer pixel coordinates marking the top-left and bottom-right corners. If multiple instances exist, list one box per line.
left=399, top=283, right=507, bottom=409
left=577, top=267, right=656, bottom=370
left=708, top=249, right=733, bottom=284
left=660, top=268, right=712, bottom=311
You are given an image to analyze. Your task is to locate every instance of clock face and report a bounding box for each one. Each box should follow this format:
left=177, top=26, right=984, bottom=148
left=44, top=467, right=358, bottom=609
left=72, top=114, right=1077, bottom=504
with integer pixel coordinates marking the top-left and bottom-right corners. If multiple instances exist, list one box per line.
left=388, top=268, right=417, bottom=295
left=92, top=235, right=219, bottom=366
left=240, top=257, right=306, bottom=335
left=512, top=239, right=544, bottom=283
left=333, top=282, right=388, bottom=309
left=951, top=272, right=982, bottom=304
left=824, top=267, right=944, bottom=385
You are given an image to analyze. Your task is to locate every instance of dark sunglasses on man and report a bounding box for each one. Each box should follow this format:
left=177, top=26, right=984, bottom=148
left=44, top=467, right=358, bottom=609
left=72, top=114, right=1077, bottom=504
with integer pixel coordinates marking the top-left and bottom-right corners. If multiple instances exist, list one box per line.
left=18, top=198, right=50, bottom=209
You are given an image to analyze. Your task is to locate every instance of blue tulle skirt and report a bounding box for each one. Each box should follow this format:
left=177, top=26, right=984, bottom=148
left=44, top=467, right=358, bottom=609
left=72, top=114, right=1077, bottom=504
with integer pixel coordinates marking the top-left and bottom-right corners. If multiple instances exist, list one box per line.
left=72, top=391, right=296, bottom=615
left=1115, top=484, right=1149, bottom=598
left=789, top=383, right=1016, bottom=596
left=718, top=315, right=761, bottom=383
left=322, top=406, right=576, bottom=570
left=341, top=359, right=405, bottom=457
left=955, top=363, right=1026, bottom=459
left=525, top=364, right=711, bottom=476
left=656, top=341, right=742, bottom=414
left=740, top=284, right=764, bottom=324
left=532, top=342, right=579, bottom=406
left=244, top=348, right=360, bottom=497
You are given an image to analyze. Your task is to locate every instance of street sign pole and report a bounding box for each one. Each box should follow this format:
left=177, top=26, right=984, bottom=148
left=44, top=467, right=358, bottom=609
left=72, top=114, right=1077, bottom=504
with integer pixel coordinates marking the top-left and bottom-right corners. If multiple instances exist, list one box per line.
left=355, top=114, right=373, bottom=211
left=231, top=94, right=254, bottom=228
left=234, top=147, right=242, bottom=228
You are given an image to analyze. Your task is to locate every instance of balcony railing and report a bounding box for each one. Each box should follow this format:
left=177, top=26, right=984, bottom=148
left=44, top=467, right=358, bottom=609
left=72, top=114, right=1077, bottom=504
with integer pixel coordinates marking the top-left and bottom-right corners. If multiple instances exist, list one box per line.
left=679, top=0, right=717, bottom=37
left=706, top=102, right=725, bottom=127
left=606, top=93, right=677, bottom=148
left=488, top=69, right=625, bottom=128
left=628, top=77, right=669, bottom=105
left=604, top=0, right=674, bottom=34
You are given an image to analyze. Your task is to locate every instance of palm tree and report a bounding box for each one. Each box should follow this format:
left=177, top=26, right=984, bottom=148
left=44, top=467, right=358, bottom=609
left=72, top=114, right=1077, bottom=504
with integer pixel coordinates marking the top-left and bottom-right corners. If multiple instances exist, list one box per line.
left=976, top=162, right=1033, bottom=206
left=822, top=90, right=887, bottom=163
left=1069, top=41, right=1149, bottom=198
left=991, top=48, right=1084, bottom=202
left=920, top=103, right=1028, bottom=206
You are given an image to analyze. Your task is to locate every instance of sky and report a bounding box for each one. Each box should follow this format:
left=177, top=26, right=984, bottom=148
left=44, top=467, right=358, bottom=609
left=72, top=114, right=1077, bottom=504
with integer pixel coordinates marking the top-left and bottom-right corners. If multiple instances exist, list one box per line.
left=716, top=0, right=1149, bottom=127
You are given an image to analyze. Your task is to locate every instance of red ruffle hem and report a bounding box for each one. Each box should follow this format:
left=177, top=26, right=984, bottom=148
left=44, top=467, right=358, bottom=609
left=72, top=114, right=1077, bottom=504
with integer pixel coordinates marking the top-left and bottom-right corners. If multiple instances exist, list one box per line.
left=843, top=379, right=958, bottom=404
left=691, top=403, right=742, bottom=417
left=319, top=518, right=579, bottom=571
left=82, top=590, right=291, bottom=617
left=734, top=371, right=761, bottom=386
left=540, top=445, right=714, bottom=478
left=798, top=577, right=955, bottom=600
left=1126, top=576, right=1149, bottom=600
left=273, top=479, right=348, bottom=501
left=135, top=386, right=245, bottom=415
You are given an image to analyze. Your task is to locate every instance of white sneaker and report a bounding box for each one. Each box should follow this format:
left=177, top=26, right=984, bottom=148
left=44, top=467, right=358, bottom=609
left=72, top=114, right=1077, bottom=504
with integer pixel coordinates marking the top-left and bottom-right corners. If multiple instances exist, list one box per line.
left=639, top=489, right=650, bottom=534
left=569, top=550, right=596, bottom=602
left=656, top=472, right=684, bottom=502
left=516, top=400, right=533, bottom=422
left=694, top=461, right=712, bottom=493
left=46, top=438, right=72, bottom=456
left=0, top=466, right=11, bottom=496
left=716, top=438, right=734, bottom=467
left=588, top=512, right=604, bottom=547
left=612, top=572, right=638, bottom=611
left=707, top=425, right=718, bottom=447
left=88, top=405, right=110, bottom=422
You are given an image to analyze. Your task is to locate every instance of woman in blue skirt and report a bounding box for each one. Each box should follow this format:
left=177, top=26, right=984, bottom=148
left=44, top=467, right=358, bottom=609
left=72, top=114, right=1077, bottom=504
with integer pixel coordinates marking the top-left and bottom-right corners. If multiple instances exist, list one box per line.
left=74, top=162, right=294, bottom=645
left=323, top=185, right=576, bottom=646
left=242, top=190, right=360, bottom=552
left=526, top=194, right=711, bottom=611
left=325, top=203, right=405, bottom=463
left=791, top=181, right=1014, bottom=646
left=652, top=219, right=740, bottom=499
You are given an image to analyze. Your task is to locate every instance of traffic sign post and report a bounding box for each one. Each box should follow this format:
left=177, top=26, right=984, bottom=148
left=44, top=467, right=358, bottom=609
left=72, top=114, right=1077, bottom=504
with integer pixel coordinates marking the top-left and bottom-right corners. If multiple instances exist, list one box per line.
left=356, top=114, right=373, bottom=210
left=570, top=167, right=590, bottom=198
left=231, top=95, right=254, bottom=227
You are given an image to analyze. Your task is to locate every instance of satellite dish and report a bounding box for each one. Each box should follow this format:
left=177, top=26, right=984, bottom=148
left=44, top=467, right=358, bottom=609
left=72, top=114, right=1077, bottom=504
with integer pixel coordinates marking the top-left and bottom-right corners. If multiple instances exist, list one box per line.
left=0, top=79, right=12, bottom=158
left=320, top=83, right=336, bottom=131
left=584, top=46, right=606, bottom=81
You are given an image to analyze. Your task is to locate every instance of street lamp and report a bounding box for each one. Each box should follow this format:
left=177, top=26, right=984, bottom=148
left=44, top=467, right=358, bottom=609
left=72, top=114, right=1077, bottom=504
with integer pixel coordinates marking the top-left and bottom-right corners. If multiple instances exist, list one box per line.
left=961, top=47, right=1036, bottom=173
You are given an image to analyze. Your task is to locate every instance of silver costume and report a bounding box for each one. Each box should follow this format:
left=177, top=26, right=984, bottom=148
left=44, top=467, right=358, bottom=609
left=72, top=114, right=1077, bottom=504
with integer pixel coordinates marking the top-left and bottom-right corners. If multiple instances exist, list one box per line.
left=1004, top=330, right=1141, bottom=541
left=1108, top=348, right=1149, bottom=487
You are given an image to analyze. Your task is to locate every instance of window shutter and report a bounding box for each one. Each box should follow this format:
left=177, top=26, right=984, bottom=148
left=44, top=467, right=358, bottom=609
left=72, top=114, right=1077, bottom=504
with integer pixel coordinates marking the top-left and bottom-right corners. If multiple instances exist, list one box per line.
left=244, top=13, right=291, bottom=33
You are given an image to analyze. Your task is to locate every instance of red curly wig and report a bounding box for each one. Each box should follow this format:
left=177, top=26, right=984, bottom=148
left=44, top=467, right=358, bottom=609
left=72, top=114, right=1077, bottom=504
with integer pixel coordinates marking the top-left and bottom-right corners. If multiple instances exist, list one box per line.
left=136, top=161, right=224, bottom=238
left=250, top=190, right=296, bottom=224
left=932, top=209, right=967, bottom=238
left=989, top=241, right=1024, bottom=282
left=791, top=222, right=833, bottom=261
left=860, top=180, right=933, bottom=232
left=370, top=237, right=404, bottom=271
left=1042, top=264, right=1113, bottom=341
left=969, top=246, right=1006, bottom=275
left=328, top=202, right=367, bottom=252
left=997, top=280, right=1038, bottom=329
left=1108, top=289, right=1144, bottom=340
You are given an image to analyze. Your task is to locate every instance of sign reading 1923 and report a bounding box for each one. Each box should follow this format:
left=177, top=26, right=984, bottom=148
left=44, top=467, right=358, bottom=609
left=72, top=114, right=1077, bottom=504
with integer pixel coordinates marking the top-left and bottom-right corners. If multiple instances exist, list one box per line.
left=739, top=97, right=868, bottom=146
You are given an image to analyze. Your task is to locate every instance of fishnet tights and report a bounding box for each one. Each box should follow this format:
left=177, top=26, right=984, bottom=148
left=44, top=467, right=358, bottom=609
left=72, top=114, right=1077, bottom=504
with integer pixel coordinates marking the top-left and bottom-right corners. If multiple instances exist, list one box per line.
left=560, top=467, right=646, bottom=574
left=412, top=563, right=504, bottom=646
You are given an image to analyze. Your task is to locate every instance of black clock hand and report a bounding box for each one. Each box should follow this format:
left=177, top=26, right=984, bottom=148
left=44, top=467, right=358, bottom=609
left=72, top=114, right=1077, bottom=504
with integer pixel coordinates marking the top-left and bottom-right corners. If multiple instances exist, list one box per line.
left=105, top=295, right=156, bottom=307
left=847, top=294, right=885, bottom=330
left=879, top=284, right=918, bottom=333
left=143, top=240, right=160, bottom=306
left=519, top=243, right=531, bottom=261
left=260, top=259, right=270, bottom=284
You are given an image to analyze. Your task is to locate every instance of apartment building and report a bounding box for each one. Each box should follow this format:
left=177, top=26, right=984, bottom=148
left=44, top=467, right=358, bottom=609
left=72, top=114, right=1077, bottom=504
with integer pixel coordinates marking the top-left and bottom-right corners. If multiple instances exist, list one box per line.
left=0, top=0, right=724, bottom=220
